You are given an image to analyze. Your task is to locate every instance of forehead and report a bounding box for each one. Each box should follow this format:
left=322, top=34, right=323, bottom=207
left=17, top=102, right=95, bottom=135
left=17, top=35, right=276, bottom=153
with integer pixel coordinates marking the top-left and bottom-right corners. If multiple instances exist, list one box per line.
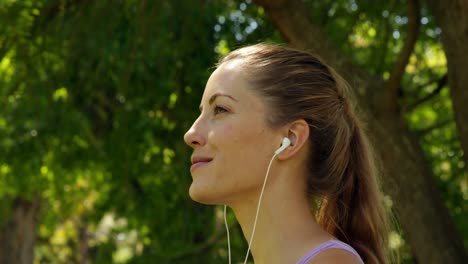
left=203, top=62, right=249, bottom=98
left=201, top=62, right=266, bottom=111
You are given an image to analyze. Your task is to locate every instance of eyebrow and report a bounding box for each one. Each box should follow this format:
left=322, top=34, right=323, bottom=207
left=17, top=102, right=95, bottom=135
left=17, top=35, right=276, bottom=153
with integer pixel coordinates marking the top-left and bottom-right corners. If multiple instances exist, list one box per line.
left=199, top=92, right=238, bottom=111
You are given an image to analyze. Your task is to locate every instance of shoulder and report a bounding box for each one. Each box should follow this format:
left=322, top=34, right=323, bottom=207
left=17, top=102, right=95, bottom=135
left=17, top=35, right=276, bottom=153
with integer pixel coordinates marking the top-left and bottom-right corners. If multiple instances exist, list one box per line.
left=307, top=248, right=362, bottom=264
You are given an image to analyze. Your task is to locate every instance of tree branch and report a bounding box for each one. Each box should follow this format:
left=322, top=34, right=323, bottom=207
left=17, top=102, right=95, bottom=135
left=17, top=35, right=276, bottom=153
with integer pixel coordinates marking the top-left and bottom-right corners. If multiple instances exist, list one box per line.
left=405, top=73, right=447, bottom=112
left=384, top=0, right=421, bottom=113
left=376, top=14, right=393, bottom=73
left=318, top=1, right=336, bottom=26
left=415, top=118, right=453, bottom=136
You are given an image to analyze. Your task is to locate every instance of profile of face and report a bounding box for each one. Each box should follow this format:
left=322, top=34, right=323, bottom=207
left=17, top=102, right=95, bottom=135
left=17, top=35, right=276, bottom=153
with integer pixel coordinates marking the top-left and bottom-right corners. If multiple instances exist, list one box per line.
left=184, top=61, right=281, bottom=206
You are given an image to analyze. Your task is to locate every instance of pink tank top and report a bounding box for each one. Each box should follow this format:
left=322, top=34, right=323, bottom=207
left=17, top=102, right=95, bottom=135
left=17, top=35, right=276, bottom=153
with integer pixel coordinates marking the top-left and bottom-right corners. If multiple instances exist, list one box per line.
left=296, top=240, right=364, bottom=264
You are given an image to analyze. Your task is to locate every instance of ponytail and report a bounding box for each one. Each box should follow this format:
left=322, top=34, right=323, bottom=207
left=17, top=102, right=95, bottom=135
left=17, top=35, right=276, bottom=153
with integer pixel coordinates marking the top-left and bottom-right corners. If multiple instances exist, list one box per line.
left=314, top=111, right=388, bottom=264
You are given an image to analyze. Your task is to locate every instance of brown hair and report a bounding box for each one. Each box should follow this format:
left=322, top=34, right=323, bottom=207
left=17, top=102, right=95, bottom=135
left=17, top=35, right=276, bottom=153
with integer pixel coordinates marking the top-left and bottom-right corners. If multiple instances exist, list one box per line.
left=220, top=43, right=388, bottom=264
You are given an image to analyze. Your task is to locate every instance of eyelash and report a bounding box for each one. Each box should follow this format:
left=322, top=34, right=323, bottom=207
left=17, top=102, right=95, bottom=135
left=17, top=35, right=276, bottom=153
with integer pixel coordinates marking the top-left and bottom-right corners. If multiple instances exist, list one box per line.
left=213, top=105, right=228, bottom=115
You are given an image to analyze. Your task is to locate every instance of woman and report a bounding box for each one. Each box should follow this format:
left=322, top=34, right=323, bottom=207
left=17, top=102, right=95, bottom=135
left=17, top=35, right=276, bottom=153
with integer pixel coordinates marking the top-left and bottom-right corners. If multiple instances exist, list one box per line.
left=184, top=43, right=388, bottom=264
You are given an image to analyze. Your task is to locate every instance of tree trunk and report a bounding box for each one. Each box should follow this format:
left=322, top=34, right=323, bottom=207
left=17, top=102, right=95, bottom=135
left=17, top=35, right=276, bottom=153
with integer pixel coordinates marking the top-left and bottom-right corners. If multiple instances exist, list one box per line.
left=0, top=197, right=40, bottom=264
left=254, top=0, right=467, bottom=263
left=426, top=0, right=468, bottom=171
left=78, top=222, right=89, bottom=264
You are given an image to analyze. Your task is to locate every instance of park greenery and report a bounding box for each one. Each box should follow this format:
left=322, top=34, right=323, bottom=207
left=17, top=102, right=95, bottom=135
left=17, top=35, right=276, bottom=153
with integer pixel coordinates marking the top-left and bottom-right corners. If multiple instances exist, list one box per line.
left=0, top=0, right=466, bottom=263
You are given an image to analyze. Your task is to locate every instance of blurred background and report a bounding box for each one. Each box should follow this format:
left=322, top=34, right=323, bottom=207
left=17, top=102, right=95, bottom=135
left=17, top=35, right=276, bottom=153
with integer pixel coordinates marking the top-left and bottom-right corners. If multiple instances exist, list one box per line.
left=0, top=0, right=466, bottom=263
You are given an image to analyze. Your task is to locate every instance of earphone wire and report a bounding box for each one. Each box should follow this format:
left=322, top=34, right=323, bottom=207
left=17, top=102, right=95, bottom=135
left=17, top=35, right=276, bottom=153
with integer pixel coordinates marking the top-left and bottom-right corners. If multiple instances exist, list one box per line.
left=224, top=204, right=231, bottom=264
left=224, top=151, right=279, bottom=264
left=243, top=152, right=278, bottom=264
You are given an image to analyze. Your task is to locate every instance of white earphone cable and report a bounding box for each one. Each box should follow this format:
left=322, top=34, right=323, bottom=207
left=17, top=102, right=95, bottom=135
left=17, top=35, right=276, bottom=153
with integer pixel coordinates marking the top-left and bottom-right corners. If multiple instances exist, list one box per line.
left=243, top=152, right=277, bottom=264
left=224, top=152, right=278, bottom=264
left=224, top=204, right=231, bottom=264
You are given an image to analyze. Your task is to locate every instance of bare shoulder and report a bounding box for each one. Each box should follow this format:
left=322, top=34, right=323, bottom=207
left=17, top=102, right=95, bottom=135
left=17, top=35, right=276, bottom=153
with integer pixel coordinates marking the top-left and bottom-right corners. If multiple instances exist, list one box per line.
left=307, top=248, right=362, bottom=264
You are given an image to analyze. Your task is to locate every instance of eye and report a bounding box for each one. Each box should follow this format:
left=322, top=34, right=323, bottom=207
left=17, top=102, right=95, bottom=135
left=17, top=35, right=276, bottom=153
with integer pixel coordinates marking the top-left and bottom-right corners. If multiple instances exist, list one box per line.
left=213, top=105, right=228, bottom=115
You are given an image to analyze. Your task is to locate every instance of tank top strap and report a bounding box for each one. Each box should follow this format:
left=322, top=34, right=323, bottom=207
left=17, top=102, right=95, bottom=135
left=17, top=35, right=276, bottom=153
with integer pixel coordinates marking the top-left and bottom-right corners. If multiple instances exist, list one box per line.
left=295, top=240, right=364, bottom=264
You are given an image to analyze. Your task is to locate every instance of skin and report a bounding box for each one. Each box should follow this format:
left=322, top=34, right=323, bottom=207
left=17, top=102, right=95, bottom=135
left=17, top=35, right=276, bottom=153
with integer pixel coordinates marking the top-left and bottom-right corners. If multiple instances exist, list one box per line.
left=184, top=61, right=361, bottom=264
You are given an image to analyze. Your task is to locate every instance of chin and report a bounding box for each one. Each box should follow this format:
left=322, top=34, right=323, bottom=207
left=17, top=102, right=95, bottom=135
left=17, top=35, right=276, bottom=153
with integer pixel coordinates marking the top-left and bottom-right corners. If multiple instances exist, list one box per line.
left=188, top=182, right=221, bottom=205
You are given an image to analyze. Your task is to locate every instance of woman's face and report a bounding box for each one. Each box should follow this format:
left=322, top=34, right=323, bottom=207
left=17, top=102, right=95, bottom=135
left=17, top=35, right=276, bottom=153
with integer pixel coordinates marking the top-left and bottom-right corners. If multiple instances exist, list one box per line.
left=184, top=61, right=281, bottom=205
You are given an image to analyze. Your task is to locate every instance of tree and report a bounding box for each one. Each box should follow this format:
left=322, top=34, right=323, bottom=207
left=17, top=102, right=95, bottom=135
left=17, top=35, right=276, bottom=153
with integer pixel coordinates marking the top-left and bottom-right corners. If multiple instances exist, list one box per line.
left=426, top=0, right=468, bottom=171
left=0, top=1, right=221, bottom=263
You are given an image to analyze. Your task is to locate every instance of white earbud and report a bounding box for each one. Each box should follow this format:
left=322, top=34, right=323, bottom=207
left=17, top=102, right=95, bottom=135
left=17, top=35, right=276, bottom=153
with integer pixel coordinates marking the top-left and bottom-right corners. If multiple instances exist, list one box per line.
left=275, top=137, right=291, bottom=155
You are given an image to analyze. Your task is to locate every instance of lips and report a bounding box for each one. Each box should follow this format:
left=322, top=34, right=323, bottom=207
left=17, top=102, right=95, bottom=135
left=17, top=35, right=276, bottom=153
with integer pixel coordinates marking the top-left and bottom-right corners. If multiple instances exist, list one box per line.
left=191, top=156, right=213, bottom=164
left=190, top=156, right=213, bottom=171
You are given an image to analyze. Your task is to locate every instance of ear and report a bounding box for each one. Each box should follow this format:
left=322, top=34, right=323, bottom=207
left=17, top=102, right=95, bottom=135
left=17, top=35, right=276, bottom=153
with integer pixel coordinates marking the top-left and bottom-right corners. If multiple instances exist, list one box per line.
left=277, top=119, right=310, bottom=160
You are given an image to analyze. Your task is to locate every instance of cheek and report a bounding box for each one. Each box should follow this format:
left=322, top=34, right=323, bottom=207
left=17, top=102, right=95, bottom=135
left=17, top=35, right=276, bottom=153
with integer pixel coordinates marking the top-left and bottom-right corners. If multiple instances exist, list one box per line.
left=224, top=124, right=237, bottom=142
left=224, top=124, right=270, bottom=166
left=217, top=123, right=242, bottom=149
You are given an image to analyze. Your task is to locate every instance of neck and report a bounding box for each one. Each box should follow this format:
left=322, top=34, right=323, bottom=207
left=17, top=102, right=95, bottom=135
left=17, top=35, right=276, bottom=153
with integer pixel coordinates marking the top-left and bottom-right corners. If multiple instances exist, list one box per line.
left=229, top=166, right=332, bottom=264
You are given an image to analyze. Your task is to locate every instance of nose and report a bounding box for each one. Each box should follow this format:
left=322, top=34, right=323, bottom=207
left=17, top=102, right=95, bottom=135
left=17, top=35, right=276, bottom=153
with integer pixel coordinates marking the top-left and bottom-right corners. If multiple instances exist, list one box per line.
left=184, top=117, right=206, bottom=148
